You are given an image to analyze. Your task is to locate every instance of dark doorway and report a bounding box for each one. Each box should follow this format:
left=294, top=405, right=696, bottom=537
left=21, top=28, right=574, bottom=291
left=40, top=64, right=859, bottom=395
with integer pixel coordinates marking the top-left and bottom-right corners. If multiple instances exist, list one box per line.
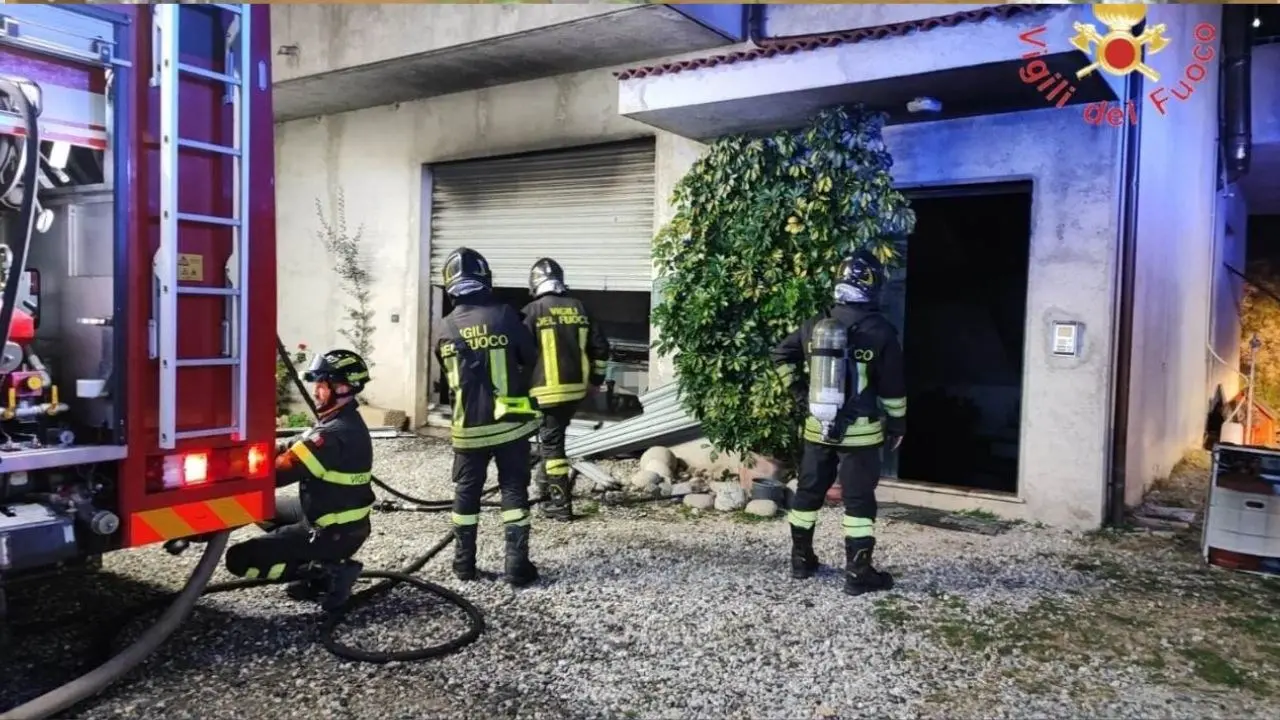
left=886, top=184, right=1033, bottom=494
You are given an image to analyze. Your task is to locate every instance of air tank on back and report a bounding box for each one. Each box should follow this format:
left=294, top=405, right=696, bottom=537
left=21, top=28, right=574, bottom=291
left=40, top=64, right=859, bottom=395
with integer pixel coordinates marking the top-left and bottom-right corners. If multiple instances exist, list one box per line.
left=808, top=317, right=848, bottom=438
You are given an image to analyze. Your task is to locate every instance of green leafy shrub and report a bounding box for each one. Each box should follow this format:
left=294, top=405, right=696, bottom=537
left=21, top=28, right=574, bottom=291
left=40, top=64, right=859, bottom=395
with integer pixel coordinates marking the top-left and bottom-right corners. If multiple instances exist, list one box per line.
left=652, top=106, right=915, bottom=462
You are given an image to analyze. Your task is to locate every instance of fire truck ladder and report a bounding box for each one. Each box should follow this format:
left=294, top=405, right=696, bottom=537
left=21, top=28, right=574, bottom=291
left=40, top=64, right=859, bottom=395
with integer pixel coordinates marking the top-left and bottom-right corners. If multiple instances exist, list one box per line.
left=152, top=4, right=252, bottom=450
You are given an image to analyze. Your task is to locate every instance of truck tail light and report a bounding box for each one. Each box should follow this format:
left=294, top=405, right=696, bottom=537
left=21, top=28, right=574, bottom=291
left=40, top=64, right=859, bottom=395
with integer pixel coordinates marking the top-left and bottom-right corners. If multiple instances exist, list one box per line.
left=246, top=443, right=270, bottom=478
left=183, top=453, right=209, bottom=485
left=146, top=444, right=273, bottom=493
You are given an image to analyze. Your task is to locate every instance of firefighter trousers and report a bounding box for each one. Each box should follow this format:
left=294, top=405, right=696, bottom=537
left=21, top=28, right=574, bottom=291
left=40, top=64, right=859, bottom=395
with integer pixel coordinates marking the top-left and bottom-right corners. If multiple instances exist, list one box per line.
left=225, top=494, right=370, bottom=581
left=788, top=441, right=882, bottom=540
left=534, top=401, right=579, bottom=511
left=451, top=438, right=532, bottom=528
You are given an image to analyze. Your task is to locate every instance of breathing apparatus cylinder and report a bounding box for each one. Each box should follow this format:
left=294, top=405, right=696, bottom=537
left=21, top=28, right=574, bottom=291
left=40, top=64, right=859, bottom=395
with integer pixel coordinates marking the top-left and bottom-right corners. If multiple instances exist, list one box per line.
left=808, top=318, right=848, bottom=440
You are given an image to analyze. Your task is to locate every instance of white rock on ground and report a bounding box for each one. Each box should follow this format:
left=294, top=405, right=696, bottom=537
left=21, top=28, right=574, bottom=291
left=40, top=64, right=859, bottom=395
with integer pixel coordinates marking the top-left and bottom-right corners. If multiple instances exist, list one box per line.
left=714, top=482, right=748, bottom=512
left=3, top=435, right=1275, bottom=720
left=745, top=499, right=779, bottom=518
left=683, top=493, right=715, bottom=510
left=628, top=469, right=662, bottom=493
left=638, top=446, right=676, bottom=478
left=671, top=481, right=694, bottom=497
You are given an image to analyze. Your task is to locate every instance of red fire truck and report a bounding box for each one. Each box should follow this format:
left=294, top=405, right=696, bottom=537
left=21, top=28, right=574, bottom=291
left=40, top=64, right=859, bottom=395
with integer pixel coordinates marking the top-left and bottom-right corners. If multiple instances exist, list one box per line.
left=0, top=3, right=277, bottom=615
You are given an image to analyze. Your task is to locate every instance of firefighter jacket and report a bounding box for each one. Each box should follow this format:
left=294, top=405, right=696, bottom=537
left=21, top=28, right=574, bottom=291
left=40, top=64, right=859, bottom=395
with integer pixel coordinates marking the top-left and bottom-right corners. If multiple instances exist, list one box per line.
left=435, top=293, right=541, bottom=450
left=771, top=304, right=907, bottom=448
left=275, top=402, right=375, bottom=529
left=520, top=292, right=611, bottom=407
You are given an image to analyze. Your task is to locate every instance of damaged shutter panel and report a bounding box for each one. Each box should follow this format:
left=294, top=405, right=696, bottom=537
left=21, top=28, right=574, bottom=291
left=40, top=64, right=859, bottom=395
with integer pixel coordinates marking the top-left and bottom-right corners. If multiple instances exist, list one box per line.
left=428, top=140, right=656, bottom=293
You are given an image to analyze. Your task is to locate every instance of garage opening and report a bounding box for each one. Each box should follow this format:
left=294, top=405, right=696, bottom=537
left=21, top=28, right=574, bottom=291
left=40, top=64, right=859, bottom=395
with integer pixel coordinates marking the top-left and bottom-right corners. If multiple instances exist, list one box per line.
left=423, top=138, right=658, bottom=427
left=884, top=183, right=1033, bottom=495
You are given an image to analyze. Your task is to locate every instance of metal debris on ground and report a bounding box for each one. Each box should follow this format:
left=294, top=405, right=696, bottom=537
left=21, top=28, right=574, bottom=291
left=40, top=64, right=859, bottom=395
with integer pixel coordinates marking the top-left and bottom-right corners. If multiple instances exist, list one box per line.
left=564, top=384, right=699, bottom=459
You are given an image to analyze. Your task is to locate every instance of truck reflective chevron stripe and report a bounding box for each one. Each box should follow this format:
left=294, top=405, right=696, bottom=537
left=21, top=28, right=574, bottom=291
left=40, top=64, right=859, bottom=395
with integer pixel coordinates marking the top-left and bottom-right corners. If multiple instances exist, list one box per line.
left=289, top=443, right=372, bottom=486
left=314, top=505, right=372, bottom=528
left=128, top=491, right=268, bottom=546
left=545, top=458, right=571, bottom=478
left=843, top=516, right=875, bottom=538
left=451, top=418, right=540, bottom=450
left=788, top=508, right=818, bottom=530
left=502, top=508, right=531, bottom=527
left=802, top=416, right=884, bottom=447
left=245, top=563, right=288, bottom=580
left=880, top=396, right=907, bottom=418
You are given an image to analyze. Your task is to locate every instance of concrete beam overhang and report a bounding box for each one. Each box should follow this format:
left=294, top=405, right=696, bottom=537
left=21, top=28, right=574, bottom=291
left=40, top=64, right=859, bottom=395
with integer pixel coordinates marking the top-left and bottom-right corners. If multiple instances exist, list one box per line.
left=273, top=5, right=737, bottom=123
left=618, top=4, right=1123, bottom=141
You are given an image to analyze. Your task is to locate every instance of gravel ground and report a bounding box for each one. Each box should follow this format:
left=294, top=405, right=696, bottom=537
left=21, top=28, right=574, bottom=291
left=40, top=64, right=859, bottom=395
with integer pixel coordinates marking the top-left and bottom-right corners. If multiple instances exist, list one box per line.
left=3, top=436, right=1279, bottom=719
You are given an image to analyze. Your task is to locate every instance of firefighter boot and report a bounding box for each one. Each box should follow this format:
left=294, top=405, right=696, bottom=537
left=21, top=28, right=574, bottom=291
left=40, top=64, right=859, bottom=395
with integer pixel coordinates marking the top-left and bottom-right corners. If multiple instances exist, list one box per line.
left=503, top=523, right=539, bottom=588
left=843, top=537, right=894, bottom=596
left=532, top=464, right=549, bottom=505
left=789, top=524, right=820, bottom=579
left=286, top=564, right=327, bottom=602
left=541, top=476, right=574, bottom=522
left=320, top=559, right=363, bottom=612
left=452, top=523, right=479, bottom=581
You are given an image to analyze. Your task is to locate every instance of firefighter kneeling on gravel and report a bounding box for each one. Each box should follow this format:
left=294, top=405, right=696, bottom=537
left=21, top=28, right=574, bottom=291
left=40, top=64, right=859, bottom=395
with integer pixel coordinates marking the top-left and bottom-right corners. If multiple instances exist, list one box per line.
left=224, top=349, right=375, bottom=611
left=771, top=249, right=907, bottom=596
left=521, top=258, right=610, bottom=521
left=436, top=247, right=542, bottom=587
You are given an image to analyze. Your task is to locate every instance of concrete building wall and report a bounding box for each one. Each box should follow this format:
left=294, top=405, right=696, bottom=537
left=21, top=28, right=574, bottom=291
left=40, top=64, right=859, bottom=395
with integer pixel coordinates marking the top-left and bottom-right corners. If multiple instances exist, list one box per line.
left=274, top=66, right=698, bottom=422
left=869, top=109, right=1120, bottom=530
left=269, top=3, right=633, bottom=82
left=1123, top=3, right=1224, bottom=506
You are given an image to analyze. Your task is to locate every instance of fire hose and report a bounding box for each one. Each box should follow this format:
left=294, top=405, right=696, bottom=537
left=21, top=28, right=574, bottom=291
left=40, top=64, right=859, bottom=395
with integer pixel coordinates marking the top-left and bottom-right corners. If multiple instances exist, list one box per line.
left=3, top=336, right=682, bottom=718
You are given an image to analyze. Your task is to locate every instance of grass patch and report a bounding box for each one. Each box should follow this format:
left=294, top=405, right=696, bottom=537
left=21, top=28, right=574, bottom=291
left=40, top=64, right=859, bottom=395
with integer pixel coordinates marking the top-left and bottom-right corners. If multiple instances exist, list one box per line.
left=1180, top=647, right=1251, bottom=688
left=872, top=595, right=912, bottom=628
left=576, top=501, right=600, bottom=517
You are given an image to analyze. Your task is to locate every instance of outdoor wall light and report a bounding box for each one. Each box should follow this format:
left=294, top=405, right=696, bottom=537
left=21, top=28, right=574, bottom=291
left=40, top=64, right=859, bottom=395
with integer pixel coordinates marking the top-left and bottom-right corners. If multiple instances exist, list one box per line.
left=906, top=97, right=943, bottom=114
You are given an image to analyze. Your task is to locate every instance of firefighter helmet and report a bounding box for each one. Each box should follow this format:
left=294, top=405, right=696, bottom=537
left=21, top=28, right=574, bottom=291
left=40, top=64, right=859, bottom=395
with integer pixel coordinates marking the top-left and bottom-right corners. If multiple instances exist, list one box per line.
left=303, top=348, right=370, bottom=395
left=529, top=257, right=567, bottom=298
left=834, top=249, right=885, bottom=304
left=442, top=247, right=492, bottom=296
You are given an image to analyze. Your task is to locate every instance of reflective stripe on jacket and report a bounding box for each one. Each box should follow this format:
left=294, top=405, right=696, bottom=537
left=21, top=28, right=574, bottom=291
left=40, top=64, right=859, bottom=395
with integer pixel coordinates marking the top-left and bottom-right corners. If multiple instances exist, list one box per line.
left=520, top=293, right=610, bottom=407
left=436, top=294, right=541, bottom=449
left=275, top=403, right=375, bottom=527
left=771, top=304, right=907, bottom=448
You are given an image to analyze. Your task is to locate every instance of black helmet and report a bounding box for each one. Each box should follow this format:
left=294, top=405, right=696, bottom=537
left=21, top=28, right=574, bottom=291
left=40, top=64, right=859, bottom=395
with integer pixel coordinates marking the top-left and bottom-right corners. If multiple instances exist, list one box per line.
left=529, top=257, right=567, bottom=297
left=442, top=247, right=492, bottom=296
left=835, top=249, right=885, bottom=304
left=303, top=348, right=369, bottom=395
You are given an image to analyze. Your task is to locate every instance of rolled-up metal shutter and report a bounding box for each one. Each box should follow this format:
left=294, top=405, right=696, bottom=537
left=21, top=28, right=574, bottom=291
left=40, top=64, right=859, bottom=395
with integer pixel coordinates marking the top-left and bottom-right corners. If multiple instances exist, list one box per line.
left=428, top=140, right=656, bottom=292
